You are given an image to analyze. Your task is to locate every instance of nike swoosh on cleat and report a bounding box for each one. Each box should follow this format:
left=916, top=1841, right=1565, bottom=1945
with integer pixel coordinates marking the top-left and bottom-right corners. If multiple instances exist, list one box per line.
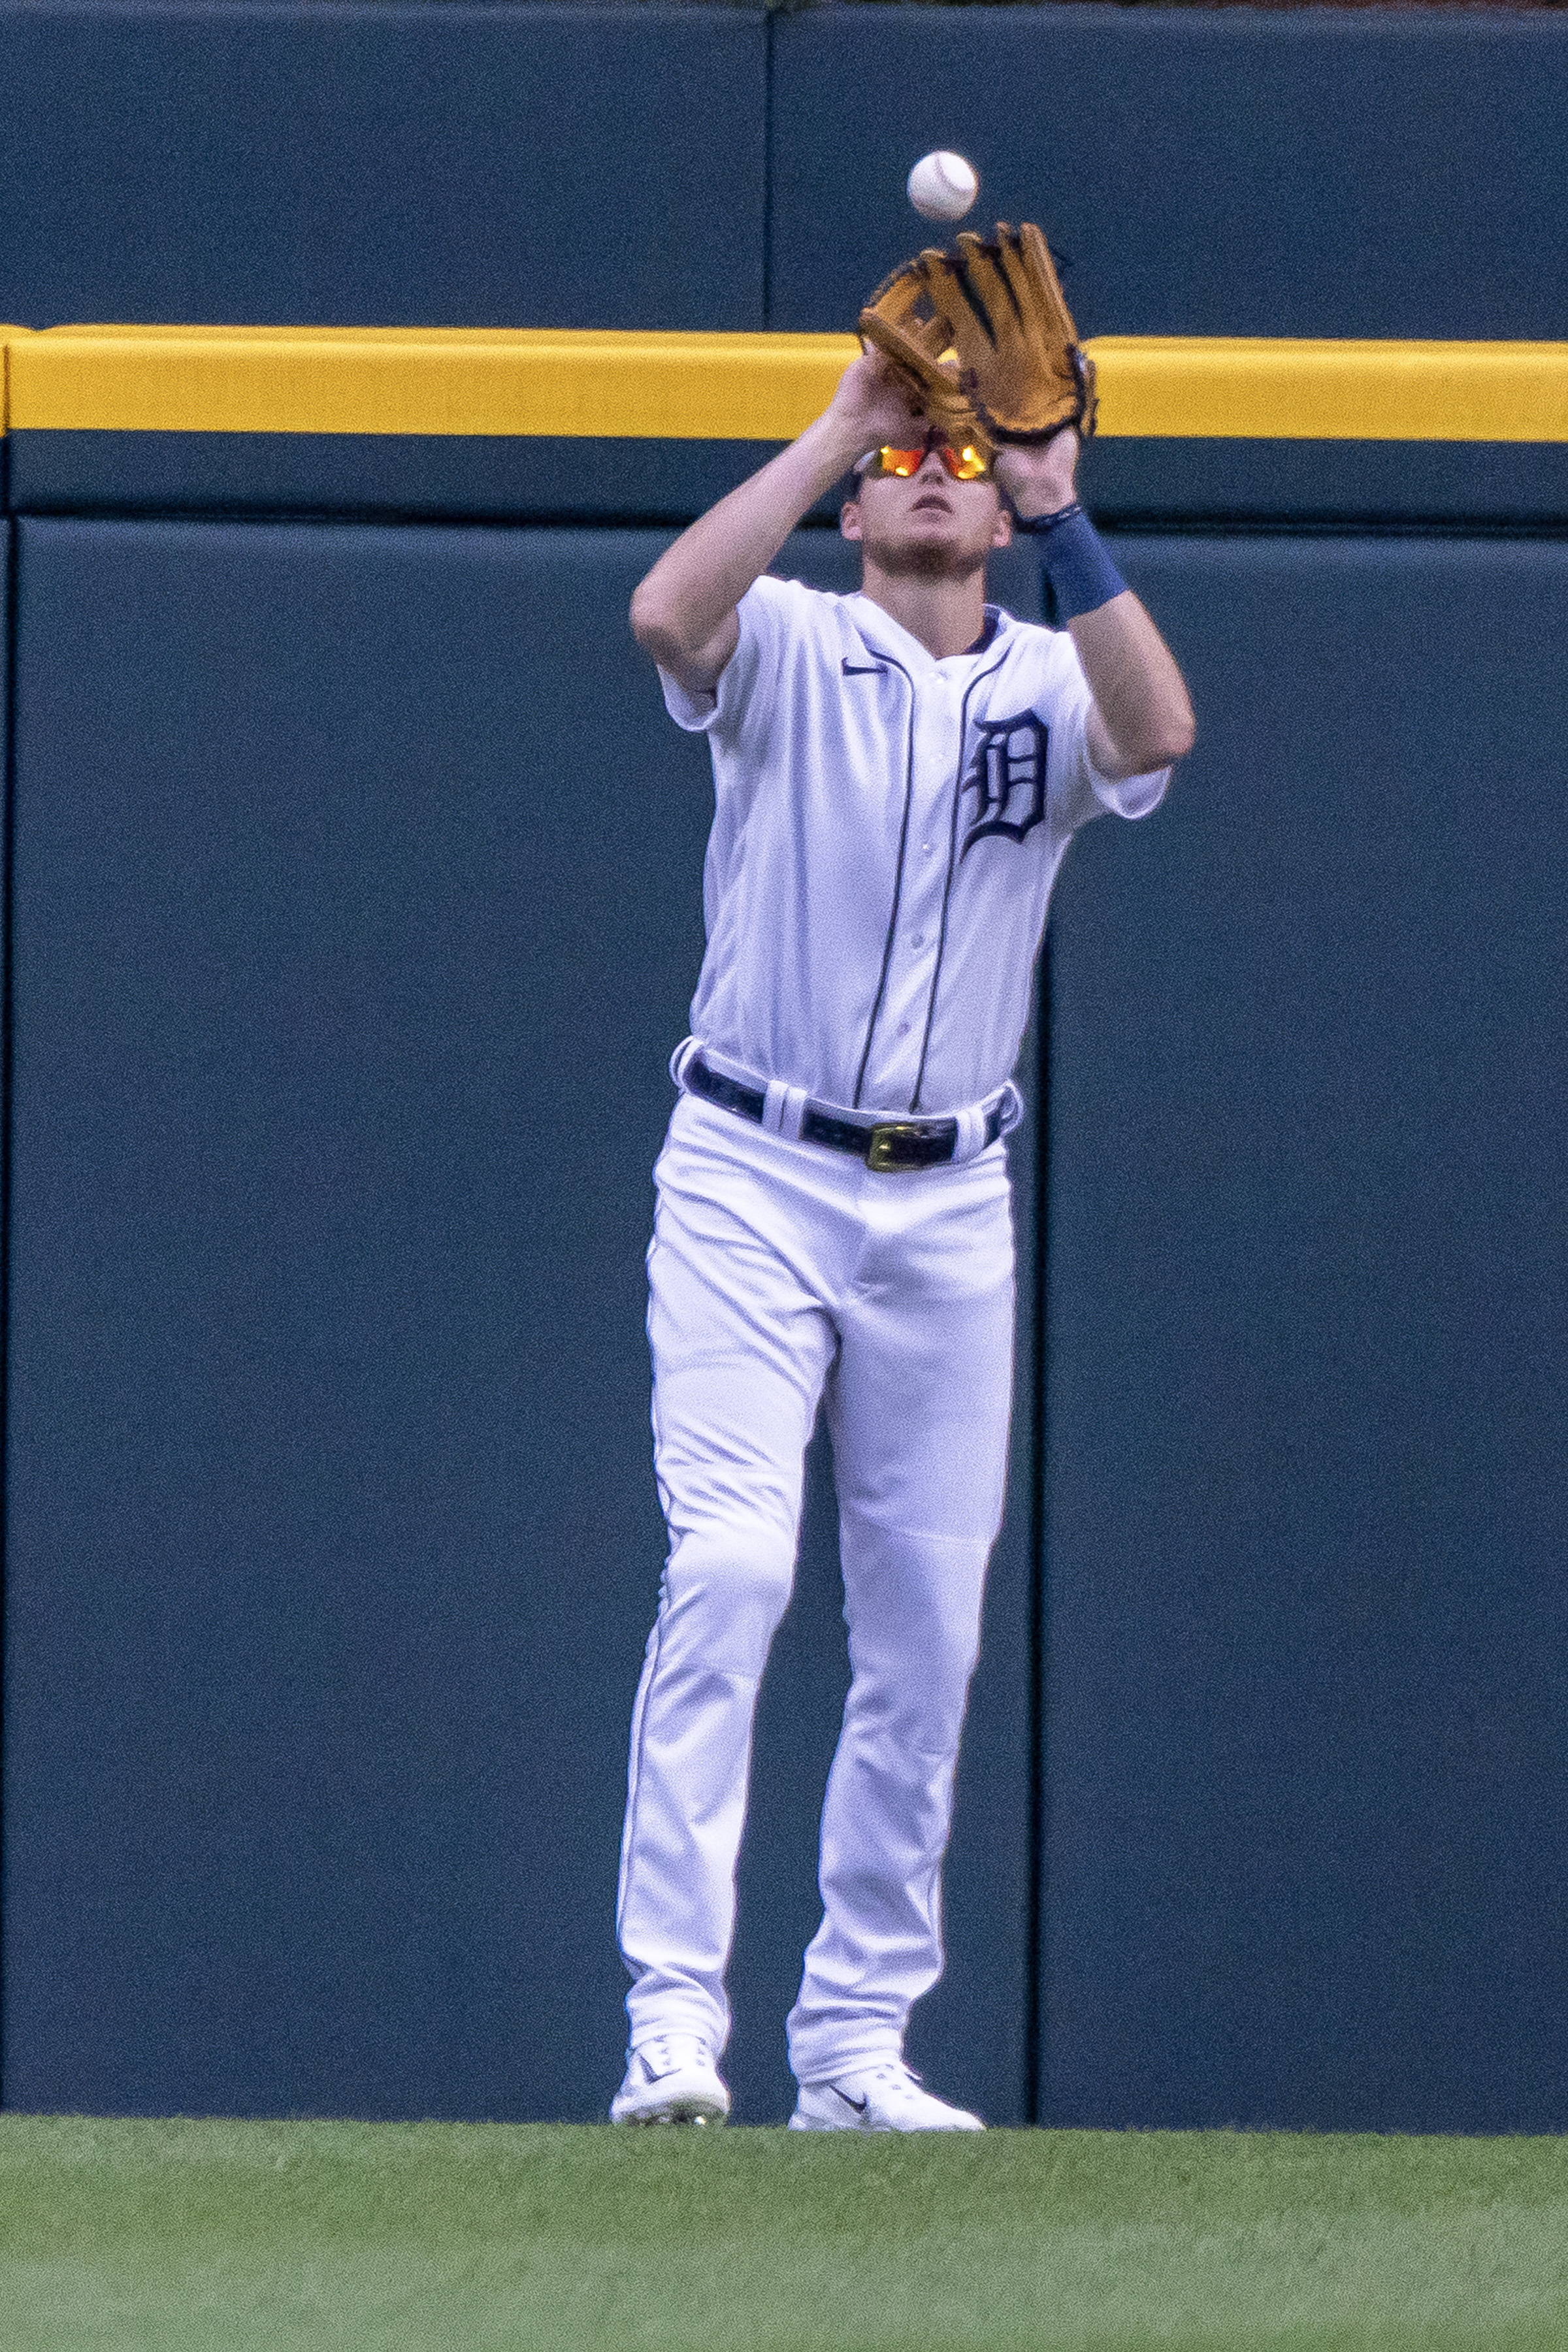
left=832, top=2087, right=870, bottom=2114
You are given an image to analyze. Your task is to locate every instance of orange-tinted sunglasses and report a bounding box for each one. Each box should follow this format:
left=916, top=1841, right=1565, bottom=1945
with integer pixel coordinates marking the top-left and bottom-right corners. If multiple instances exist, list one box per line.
left=862, top=438, right=991, bottom=482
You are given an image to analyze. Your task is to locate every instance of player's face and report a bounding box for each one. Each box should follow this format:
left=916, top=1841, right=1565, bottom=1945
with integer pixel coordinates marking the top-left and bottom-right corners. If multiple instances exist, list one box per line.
left=841, top=446, right=1012, bottom=580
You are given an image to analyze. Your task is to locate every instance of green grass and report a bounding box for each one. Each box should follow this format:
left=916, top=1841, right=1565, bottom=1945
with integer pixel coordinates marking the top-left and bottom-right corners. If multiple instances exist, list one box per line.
left=0, top=2116, right=1564, bottom=2351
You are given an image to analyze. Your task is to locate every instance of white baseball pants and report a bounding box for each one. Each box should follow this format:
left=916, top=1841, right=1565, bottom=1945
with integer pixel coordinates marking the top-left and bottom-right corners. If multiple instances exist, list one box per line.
left=616, top=1092, right=1016, bottom=2087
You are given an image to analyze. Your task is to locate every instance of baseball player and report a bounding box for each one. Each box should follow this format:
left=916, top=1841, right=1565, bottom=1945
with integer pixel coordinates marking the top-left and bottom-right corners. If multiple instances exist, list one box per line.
left=612, top=228, right=1195, bottom=2130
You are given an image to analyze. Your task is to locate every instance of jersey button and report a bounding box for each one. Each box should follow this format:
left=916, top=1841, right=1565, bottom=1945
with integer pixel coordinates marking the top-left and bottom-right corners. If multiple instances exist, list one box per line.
left=898, top=1021, right=912, bottom=1037
left=911, top=933, right=926, bottom=947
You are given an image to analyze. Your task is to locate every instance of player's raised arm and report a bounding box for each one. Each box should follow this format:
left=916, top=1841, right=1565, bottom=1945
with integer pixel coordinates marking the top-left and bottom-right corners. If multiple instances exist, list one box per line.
left=628, top=352, right=921, bottom=698
left=891, top=217, right=1194, bottom=779
left=995, top=436, right=1197, bottom=781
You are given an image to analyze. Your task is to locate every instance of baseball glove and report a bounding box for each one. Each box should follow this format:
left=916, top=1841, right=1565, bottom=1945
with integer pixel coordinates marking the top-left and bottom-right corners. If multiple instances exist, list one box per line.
left=856, top=252, right=987, bottom=445
left=860, top=221, right=1095, bottom=447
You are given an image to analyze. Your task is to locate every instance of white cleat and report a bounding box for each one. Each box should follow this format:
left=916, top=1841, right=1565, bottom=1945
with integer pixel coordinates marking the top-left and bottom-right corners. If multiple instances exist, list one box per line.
left=610, top=2033, right=731, bottom=2127
left=789, top=2060, right=984, bottom=2133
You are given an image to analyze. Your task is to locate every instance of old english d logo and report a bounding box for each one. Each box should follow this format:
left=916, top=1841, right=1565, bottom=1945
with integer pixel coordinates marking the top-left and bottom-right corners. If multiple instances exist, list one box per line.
left=960, top=713, right=1049, bottom=858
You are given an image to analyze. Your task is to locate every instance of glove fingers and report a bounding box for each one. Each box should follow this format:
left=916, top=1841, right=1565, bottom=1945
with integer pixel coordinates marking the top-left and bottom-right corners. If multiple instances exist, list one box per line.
left=958, top=220, right=1092, bottom=441
left=858, top=308, right=945, bottom=400
left=862, top=263, right=932, bottom=333
left=858, top=312, right=973, bottom=431
left=915, top=346, right=981, bottom=436
left=860, top=257, right=962, bottom=420
left=958, top=229, right=1067, bottom=437
left=990, top=223, right=1075, bottom=392
left=951, top=231, right=1020, bottom=345
left=903, top=252, right=970, bottom=354
left=926, top=296, right=994, bottom=395
left=921, top=248, right=1008, bottom=406
left=865, top=252, right=963, bottom=331
left=858, top=233, right=1079, bottom=442
left=1012, top=221, right=1081, bottom=347
left=991, top=227, right=1049, bottom=345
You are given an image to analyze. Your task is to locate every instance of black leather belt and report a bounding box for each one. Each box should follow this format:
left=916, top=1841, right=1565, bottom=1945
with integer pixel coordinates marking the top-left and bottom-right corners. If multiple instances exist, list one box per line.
left=685, top=1054, right=1003, bottom=1173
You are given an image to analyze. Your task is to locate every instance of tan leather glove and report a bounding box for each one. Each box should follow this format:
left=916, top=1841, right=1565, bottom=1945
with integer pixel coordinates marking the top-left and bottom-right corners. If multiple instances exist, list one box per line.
left=873, top=221, right=1097, bottom=446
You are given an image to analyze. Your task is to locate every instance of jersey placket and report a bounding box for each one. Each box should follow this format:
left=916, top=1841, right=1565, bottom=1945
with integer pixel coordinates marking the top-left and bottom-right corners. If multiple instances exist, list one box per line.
left=857, top=672, right=965, bottom=1112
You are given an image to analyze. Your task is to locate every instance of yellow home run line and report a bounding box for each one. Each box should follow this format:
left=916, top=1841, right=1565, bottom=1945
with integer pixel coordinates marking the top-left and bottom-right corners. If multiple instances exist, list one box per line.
left=3, top=325, right=1568, bottom=441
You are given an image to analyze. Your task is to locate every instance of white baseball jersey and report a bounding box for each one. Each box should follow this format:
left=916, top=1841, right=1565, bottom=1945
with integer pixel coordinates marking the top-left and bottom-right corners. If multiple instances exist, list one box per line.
left=661, top=574, right=1169, bottom=1117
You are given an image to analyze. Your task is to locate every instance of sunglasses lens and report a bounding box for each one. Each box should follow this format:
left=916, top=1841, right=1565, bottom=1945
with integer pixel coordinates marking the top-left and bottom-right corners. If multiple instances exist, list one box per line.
left=867, top=441, right=990, bottom=482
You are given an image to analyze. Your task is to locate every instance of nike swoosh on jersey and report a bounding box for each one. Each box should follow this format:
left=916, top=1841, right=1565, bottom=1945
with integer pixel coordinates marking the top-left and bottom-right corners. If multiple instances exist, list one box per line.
left=841, top=660, right=887, bottom=676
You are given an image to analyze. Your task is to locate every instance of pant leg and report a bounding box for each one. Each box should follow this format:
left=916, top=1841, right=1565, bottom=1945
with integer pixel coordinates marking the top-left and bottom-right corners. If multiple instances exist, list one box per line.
left=787, top=1149, right=1016, bottom=2084
left=618, top=1103, right=840, bottom=2055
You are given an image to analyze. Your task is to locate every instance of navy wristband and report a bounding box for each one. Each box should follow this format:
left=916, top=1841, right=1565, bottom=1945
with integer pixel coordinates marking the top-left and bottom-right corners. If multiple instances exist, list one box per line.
left=1011, top=501, right=1127, bottom=620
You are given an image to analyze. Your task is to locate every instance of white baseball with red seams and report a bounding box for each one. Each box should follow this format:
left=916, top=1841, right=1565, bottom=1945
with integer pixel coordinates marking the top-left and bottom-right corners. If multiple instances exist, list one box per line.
left=613, top=572, right=1169, bottom=2109
left=907, top=150, right=980, bottom=223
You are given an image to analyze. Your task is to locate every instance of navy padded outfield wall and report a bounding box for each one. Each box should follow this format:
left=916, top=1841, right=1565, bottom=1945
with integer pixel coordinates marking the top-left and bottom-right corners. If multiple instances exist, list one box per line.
left=3, top=3, right=1568, bottom=2129
left=772, top=7, right=1568, bottom=338
left=0, top=3, right=767, bottom=332
left=1041, top=536, right=1568, bottom=2133
left=3, top=517, right=1042, bottom=2127
left=5, top=523, right=706, bottom=2123
left=1, top=1, right=1562, bottom=346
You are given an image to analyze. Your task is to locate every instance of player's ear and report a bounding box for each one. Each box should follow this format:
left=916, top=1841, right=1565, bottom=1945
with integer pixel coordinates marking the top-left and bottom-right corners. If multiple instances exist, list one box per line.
left=841, top=498, right=864, bottom=544
left=991, top=500, right=1013, bottom=551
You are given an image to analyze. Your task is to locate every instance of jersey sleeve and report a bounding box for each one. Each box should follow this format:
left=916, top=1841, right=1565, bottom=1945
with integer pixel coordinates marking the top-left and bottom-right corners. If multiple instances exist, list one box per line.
left=657, top=574, right=794, bottom=740
left=1043, top=632, right=1172, bottom=836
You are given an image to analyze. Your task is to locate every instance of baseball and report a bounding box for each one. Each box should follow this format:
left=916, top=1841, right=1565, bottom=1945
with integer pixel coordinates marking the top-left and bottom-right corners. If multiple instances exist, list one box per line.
left=907, top=151, right=979, bottom=223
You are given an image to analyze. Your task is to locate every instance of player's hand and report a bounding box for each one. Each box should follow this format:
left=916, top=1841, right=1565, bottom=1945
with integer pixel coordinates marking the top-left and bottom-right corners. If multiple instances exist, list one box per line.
left=994, top=430, right=1080, bottom=520
left=823, top=350, right=926, bottom=467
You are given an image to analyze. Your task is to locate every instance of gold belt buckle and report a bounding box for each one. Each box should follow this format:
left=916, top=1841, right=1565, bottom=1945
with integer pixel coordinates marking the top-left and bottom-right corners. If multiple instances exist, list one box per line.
left=867, top=1120, right=926, bottom=1173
